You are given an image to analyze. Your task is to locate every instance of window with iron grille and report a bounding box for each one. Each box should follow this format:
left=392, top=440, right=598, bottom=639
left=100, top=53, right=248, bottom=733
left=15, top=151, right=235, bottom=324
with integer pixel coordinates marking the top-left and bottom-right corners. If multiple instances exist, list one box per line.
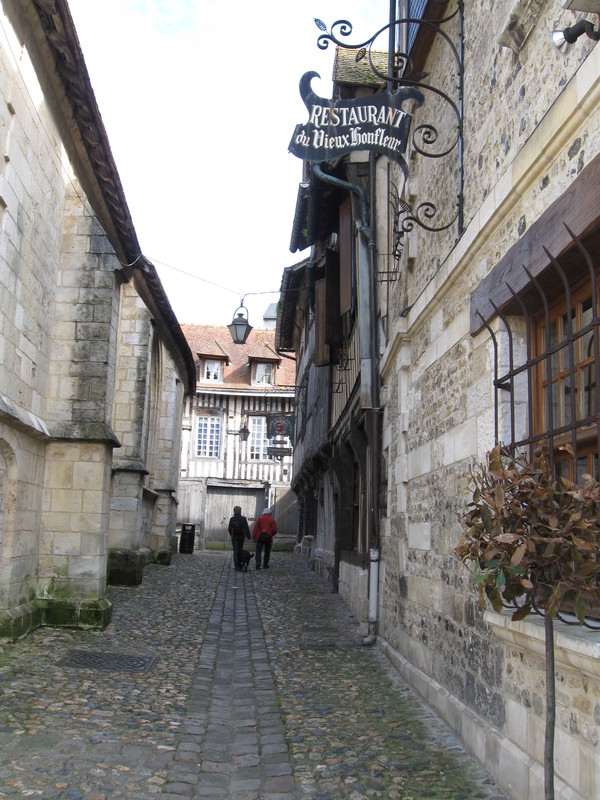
left=481, top=234, right=600, bottom=621
left=488, top=233, right=600, bottom=481
left=196, top=416, right=221, bottom=458
left=533, top=278, right=599, bottom=481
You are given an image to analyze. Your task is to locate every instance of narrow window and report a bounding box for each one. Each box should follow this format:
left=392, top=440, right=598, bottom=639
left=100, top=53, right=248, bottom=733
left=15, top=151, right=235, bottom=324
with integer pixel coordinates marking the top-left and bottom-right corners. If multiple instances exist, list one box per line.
left=249, top=416, right=272, bottom=461
left=339, top=197, right=354, bottom=315
left=197, top=416, right=221, bottom=457
left=254, top=363, right=274, bottom=386
left=204, top=360, right=222, bottom=382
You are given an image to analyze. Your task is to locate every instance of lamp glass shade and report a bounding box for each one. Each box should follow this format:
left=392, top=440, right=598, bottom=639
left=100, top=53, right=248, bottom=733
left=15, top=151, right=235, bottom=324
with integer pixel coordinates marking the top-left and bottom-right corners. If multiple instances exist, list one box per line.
left=551, top=28, right=570, bottom=54
left=228, top=313, right=253, bottom=344
left=239, top=425, right=250, bottom=442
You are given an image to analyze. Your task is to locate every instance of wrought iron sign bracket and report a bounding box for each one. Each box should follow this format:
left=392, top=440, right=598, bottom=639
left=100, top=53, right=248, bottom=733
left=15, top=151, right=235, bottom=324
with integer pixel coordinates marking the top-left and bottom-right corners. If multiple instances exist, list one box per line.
left=314, top=0, right=464, bottom=243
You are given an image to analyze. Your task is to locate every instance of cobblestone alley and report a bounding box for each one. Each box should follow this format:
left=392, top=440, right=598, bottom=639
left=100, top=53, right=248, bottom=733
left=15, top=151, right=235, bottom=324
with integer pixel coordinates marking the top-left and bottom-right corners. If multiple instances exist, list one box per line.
left=0, top=551, right=507, bottom=800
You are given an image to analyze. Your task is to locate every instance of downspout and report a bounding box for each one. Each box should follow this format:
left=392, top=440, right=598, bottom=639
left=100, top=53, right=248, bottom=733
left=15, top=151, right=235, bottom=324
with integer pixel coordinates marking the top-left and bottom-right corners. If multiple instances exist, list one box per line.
left=313, top=163, right=381, bottom=646
left=366, top=151, right=381, bottom=646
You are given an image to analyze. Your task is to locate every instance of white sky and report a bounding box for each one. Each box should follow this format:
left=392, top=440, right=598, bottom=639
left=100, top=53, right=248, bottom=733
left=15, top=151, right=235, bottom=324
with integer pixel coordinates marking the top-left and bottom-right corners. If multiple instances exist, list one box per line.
left=67, top=0, right=386, bottom=328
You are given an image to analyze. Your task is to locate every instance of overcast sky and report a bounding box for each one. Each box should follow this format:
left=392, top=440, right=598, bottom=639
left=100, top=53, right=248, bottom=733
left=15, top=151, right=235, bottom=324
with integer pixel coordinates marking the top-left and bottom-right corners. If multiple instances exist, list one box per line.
left=67, top=0, right=386, bottom=328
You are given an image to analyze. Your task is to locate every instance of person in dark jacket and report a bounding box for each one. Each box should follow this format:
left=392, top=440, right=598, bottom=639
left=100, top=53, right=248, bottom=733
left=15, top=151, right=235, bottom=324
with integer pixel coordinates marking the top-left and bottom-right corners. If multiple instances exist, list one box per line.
left=251, top=507, right=277, bottom=569
left=228, top=506, right=251, bottom=571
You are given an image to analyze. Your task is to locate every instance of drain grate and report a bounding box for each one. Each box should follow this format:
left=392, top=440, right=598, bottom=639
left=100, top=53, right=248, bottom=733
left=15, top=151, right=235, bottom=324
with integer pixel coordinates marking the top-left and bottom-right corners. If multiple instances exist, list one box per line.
left=61, top=650, right=157, bottom=674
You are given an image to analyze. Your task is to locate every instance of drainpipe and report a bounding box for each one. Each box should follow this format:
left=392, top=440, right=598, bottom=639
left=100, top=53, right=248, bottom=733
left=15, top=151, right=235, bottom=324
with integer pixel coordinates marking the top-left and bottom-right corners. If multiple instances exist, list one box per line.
left=313, top=163, right=381, bottom=646
left=365, top=151, right=381, bottom=646
left=366, top=546, right=380, bottom=645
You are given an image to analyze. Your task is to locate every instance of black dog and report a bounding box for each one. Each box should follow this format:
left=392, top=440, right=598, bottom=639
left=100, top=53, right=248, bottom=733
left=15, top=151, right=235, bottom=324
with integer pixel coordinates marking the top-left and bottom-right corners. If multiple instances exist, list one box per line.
left=238, top=550, right=252, bottom=571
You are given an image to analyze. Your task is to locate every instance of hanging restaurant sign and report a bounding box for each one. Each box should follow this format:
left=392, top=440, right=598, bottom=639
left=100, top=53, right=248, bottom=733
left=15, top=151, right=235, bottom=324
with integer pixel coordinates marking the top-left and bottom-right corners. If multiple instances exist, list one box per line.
left=266, top=447, right=293, bottom=457
left=289, top=71, right=424, bottom=169
left=267, top=414, right=295, bottom=446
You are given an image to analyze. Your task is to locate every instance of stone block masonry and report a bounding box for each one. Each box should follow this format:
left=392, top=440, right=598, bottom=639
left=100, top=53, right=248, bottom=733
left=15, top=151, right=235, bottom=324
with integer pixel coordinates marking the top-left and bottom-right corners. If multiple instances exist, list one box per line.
left=39, top=440, right=113, bottom=626
left=0, top=2, right=192, bottom=640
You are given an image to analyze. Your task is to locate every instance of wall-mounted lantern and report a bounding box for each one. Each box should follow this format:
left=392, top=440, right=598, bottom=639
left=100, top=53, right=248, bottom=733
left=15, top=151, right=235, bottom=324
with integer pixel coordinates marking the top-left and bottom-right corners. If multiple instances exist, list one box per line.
left=551, top=18, right=600, bottom=54
left=229, top=424, right=250, bottom=442
left=227, top=304, right=253, bottom=344
left=238, top=425, right=250, bottom=442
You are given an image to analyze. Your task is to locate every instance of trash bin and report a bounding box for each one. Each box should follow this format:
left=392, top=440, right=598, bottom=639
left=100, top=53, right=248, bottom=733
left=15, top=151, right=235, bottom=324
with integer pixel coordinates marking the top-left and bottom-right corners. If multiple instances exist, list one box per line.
left=179, top=523, right=196, bottom=554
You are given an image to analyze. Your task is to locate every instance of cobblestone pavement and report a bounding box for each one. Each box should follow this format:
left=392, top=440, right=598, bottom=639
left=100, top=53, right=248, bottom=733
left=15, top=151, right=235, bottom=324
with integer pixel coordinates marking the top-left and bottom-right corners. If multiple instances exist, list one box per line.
left=0, top=551, right=507, bottom=799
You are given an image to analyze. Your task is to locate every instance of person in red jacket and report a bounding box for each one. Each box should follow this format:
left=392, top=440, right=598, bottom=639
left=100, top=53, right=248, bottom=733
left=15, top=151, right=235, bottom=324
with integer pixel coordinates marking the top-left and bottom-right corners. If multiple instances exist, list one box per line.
left=252, top=507, right=277, bottom=570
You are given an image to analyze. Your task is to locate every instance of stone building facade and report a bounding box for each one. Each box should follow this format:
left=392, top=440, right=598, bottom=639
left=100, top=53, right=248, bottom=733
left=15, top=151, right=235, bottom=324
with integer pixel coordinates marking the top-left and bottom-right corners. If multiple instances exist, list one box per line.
left=281, top=2, right=600, bottom=799
left=0, top=0, right=195, bottom=639
left=178, top=321, right=296, bottom=548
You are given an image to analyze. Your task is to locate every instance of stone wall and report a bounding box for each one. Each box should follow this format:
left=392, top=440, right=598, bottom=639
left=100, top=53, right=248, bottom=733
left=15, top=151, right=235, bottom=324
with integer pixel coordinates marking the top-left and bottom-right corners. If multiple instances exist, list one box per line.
left=0, top=11, right=63, bottom=421
left=0, top=3, right=189, bottom=632
left=338, top=559, right=368, bottom=634
left=108, top=282, right=185, bottom=579
left=108, top=281, right=153, bottom=572
left=0, top=424, right=44, bottom=627
left=150, top=350, right=185, bottom=554
left=0, top=17, right=116, bottom=633
left=377, top=3, right=600, bottom=799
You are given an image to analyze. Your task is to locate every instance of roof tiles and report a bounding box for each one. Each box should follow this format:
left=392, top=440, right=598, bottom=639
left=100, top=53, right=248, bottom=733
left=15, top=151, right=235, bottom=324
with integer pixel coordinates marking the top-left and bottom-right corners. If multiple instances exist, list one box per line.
left=181, top=324, right=296, bottom=391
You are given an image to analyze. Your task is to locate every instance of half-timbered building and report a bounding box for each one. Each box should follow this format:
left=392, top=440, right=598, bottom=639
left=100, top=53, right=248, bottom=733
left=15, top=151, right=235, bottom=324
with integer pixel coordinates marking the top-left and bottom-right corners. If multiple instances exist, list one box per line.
left=178, top=320, right=296, bottom=546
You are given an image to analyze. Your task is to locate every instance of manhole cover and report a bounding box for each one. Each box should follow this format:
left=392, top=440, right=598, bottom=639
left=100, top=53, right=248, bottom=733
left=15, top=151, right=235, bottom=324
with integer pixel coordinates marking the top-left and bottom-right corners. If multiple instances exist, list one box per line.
left=62, top=650, right=156, bottom=674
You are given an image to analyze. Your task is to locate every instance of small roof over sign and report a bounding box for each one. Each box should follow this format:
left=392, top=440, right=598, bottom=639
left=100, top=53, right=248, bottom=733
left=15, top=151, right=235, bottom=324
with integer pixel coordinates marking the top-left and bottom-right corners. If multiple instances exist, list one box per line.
left=332, top=47, right=388, bottom=89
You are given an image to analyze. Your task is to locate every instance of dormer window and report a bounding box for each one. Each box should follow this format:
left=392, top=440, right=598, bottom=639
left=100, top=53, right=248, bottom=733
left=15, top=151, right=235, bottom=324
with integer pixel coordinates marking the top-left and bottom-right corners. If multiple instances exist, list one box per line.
left=204, top=359, right=223, bottom=382
left=254, top=362, right=274, bottom=386
left=196, top=343, right=230, bottom=384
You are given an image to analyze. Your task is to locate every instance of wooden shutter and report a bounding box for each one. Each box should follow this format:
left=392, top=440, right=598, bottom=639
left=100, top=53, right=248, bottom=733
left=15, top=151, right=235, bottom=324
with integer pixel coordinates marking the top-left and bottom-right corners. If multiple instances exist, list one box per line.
left=325, top=250, right=342, bottom=348
left=314, top=277, right=330, bottom=366
left=339, top=198, right=353, bottom=314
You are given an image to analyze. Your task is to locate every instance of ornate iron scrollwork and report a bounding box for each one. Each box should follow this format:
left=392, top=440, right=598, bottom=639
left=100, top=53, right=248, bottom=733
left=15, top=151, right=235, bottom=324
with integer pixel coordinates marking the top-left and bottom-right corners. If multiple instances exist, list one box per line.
left=314, top=0, right=464, bottom=240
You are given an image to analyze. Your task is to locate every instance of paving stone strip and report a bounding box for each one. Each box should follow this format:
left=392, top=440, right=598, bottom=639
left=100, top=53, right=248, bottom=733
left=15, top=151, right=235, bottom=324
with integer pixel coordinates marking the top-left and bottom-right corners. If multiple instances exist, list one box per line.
left=163, top=559, right=295, bottom=800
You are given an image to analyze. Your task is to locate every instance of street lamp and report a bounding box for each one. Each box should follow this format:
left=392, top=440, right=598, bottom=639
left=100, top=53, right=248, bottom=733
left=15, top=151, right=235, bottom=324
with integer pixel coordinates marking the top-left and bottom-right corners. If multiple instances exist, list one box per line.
left=228, top=304, right=253, bottom=344
left=238, top=425, right=250, bottom=442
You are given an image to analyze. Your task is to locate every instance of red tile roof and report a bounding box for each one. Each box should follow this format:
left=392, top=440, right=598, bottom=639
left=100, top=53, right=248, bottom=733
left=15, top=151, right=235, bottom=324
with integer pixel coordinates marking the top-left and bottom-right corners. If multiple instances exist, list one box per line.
left=181, top=325, right=296, bottom=391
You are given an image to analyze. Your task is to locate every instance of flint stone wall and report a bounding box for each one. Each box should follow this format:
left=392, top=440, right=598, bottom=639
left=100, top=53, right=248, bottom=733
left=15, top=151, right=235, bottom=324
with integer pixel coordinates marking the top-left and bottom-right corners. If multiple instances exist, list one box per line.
left=378, top=3, right=600, bottom=799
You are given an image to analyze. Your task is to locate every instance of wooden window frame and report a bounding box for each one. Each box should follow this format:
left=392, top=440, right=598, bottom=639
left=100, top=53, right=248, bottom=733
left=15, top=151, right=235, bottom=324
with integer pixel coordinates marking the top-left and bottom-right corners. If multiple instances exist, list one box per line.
left=203, top=359, right=223, bottom=383
left=314, top=277, right=330, bottom=367
left=530, top=277, right=600, bottom=481
left=248, top=416, right=273, bottom=462
left=253, top=362, right=275, bottom=386
left=532, top=273, right=600, bottom=481
left=196, top=415, right=222, bottom=458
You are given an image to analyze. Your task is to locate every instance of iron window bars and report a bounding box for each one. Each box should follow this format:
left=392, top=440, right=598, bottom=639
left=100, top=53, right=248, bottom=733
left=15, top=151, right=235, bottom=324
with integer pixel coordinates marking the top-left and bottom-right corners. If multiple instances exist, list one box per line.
left=478, top=228, right=600, bottom=481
